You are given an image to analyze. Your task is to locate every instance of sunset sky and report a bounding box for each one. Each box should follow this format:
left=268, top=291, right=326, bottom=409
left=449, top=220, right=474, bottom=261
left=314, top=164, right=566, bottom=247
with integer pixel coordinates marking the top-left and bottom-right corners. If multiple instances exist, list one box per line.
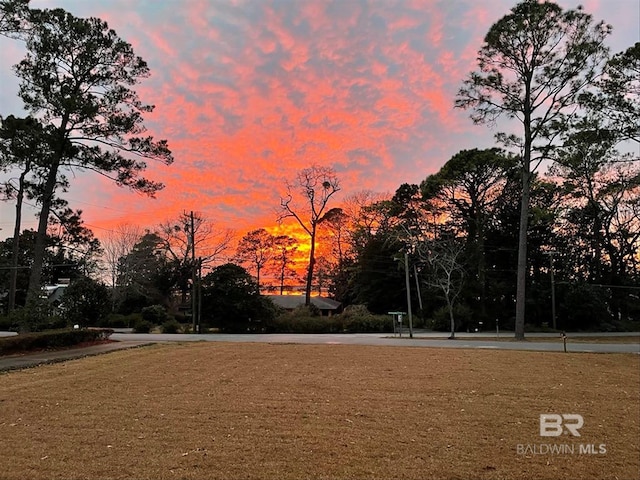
left=0, top=0, right=638, bottom=252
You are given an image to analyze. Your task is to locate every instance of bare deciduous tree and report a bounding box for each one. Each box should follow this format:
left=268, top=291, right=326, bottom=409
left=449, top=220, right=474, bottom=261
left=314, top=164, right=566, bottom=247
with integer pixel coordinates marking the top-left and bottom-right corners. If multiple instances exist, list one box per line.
left=157, top=212, right=233, bottom=303
left=270, top=235, right=299, bottom=295
left=102, top=223, right=142, bottom=308
left=235, top=228, right=274, bottom=291
left=418, top=236, right=466, bottom=339
left=279, top=165, right=340, bottom=305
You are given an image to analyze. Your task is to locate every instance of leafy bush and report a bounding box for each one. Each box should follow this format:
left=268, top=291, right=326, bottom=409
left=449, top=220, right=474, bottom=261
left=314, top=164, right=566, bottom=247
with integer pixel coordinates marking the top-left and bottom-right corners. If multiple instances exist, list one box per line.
left=340, top=305, right=393, bottom=333
left=201, top=264, right=277, bottom=333
left=429, top=304, right=473, bottom=332
left=0, top=315, right=17, bottom=332
left=292, top=303, right=322, bottom=317
left=61, top=277, right=111, bottom=327
left=141, top=304, right=171, bottom=324
left=341, top=304, right=371, bottom=317
left=100, top=313, right=123, bottom=328
left=343, top=314, right=393, bottom=333
left=6, top=299, right=66, bottom=332
left=123, top=313, right=143, bottom=328
left=0, top=328, right=113, bottom=356
left=161, top=319, right=182, bottom=334
left=265, top=314, right=343, bottom=333
left=133, top=319, right=154, bottom=333
left=95, top=312, right=144, bottom=329
left=264, top=306, right=393, bottom=334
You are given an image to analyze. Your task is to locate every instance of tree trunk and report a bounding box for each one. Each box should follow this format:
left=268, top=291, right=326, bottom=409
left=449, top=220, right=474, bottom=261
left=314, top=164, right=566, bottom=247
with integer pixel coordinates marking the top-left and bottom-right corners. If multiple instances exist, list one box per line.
left=447, top=295, right=455, bottom=339
left=305, top=225, right=317, bottom=306
left=279, top=265, right=285, bottom=295
left=27, top=118, right=69, bottom=307
left=26, top=159, right=60, bottom=305
left=515, top=79, right=533, bottom=341
left=477, top=219, right=487, bottom=320
left=514, top=169, right=531, bottom=340
left=8, top=165, right=29, bottom=312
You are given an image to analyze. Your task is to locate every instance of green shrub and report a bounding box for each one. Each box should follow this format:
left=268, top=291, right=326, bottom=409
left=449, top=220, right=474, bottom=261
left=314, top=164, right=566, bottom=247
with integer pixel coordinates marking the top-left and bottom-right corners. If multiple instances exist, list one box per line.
left=141, top=305, right=171, bottom=324
left=97, top=313, right=144, bottom=329
left=161, top=319, right=182, bottom=334
left=133, top=319, right=153, bottom=333
left=429, top=304, right=473, bottom=332
left=263, top=304, right=394, bottom=334
left=122, top=313, right=143, bottom=328
left=292, top=304, right=322, bottom=317
left=0, top=315, right=17, bottom=332
left=264, top=313, right=342, bottom=333
left=343, top=314, right=393, bottom=333
left=6, top=300, right=67, bottom=332
left=341, top=304, right=371, bottom=317
left=0, top=328, right=113, bottom=356
left=61, top=277, right=111, bottom=327
left=101, top=313, right=126, bottom=328
left=339, top=305, right=393, bottom=333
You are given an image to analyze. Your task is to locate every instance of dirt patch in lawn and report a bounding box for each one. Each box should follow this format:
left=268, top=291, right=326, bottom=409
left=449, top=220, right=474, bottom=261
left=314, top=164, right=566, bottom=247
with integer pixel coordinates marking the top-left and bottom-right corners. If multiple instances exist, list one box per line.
left=0, top=343, right=637, bottom=480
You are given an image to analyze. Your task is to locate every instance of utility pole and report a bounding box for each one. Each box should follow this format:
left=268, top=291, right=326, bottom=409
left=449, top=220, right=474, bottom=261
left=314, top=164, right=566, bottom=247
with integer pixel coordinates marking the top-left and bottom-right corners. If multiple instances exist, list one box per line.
left=197, top=257, right=202, bottom=334
left=404, top=250, right=414, bottom=338
left=544, top=251, right=557, bottom=330
left=189, top=211, right=197, bottom=333
left=413, top=264, right=423, bottom=311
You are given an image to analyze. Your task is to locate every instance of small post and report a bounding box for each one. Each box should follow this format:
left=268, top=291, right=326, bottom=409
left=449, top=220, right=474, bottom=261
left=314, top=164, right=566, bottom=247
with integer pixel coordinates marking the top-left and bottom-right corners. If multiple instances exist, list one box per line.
left=496, top=318, right=499, bottom=339
left=561, top=331, right=567, bottom=353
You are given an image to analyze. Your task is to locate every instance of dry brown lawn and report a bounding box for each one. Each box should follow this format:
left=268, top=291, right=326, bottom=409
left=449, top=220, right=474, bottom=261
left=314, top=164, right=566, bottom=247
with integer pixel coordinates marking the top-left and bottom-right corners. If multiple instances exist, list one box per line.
left=0, top=343, right=638, bottom=480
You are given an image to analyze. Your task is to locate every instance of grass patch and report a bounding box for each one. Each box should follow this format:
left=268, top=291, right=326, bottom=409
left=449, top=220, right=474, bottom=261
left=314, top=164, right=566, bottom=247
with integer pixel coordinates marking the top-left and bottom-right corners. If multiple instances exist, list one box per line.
left=0, top=343, right=638, bottom=480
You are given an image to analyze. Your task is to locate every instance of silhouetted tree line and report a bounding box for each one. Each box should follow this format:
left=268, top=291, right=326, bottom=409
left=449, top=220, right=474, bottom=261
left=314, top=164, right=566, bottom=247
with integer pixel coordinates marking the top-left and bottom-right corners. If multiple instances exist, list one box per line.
left=0, top=0, right=637, bottom=334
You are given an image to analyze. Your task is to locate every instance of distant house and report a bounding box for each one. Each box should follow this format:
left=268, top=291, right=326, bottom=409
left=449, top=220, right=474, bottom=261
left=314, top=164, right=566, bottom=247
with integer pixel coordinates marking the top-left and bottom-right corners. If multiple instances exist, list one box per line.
left=42, top=279, right=70, bottom=303
left=266, top=295, right=342, bottom=316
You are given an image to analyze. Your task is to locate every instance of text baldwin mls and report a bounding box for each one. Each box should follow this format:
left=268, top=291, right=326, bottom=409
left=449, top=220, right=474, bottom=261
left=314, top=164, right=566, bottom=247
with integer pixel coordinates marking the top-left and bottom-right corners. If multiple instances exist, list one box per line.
left=516, top=414, right=606, bottom=455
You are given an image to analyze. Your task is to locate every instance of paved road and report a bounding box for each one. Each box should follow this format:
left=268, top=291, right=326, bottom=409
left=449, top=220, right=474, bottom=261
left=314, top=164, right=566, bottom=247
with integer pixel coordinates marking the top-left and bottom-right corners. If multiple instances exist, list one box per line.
left=2, top=330, right=638, bottom=357
left=109, top=332, right=640, bottom=354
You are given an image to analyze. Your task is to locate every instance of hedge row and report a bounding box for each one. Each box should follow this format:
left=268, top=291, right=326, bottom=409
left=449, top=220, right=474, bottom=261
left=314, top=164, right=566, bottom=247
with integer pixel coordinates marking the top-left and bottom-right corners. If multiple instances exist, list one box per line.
left=0, top=328, right=113, bottom=356
left=264, top=314, right=393, bottom=334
